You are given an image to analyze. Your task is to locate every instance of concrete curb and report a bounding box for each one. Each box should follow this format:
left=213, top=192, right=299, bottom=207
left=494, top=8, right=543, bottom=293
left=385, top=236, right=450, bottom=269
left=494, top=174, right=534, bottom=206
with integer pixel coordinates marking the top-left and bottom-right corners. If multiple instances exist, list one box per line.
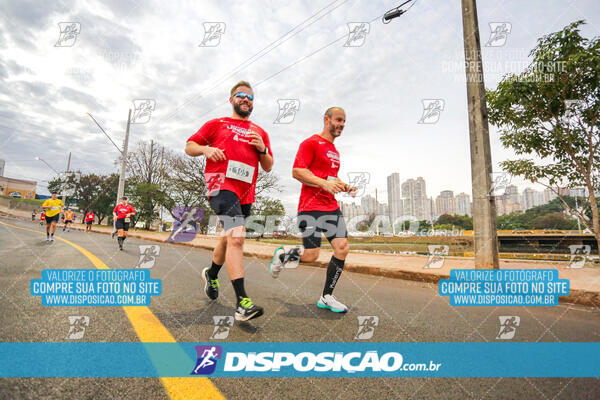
left=2, top=213, right=597, bottom=308
left=80, top=224, right=600, bottom=308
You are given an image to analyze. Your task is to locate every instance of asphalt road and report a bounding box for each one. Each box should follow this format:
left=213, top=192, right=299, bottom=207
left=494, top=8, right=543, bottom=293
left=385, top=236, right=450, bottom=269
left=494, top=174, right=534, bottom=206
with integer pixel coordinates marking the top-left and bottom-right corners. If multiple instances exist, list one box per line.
left=1, top=218, right=599, bottom=399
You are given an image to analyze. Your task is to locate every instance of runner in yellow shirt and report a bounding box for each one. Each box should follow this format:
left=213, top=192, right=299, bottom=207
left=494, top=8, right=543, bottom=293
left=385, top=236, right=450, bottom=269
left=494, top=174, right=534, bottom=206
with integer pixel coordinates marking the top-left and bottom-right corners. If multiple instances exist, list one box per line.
left=41, top=192, right=63, bottom=241
left=63, top=209, right=75, bottom=232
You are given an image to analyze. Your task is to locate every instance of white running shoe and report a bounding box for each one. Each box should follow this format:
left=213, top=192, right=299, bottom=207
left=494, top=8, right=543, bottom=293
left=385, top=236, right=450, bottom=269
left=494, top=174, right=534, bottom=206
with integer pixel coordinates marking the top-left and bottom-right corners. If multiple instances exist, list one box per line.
left=50, top=237, right=55, bottom=242
left=269, top=246, right=303, bottom=278
left=269, top=247, right=285, bottom=278
left=317, top=294, right=348, bottom=313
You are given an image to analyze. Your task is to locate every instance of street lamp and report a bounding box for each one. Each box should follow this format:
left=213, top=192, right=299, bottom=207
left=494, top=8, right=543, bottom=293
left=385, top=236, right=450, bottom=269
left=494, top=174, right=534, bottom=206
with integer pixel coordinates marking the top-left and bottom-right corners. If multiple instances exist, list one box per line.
left=34, top=157, right=59, bottom=174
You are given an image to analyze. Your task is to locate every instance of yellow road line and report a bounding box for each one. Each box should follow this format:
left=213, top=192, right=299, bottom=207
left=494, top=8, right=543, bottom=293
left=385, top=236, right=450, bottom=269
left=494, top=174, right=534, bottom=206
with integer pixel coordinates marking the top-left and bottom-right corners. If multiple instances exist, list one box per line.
left=0, top=221, right=225, bottom=400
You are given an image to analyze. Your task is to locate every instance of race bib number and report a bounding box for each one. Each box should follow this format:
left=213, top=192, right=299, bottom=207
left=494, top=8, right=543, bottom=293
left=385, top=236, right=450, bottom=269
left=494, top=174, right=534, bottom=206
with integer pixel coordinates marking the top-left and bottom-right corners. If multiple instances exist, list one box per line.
left=124, top=218, right=131, bottom=223
left=327, top=176, right=339, bottom=181
left=51, top=206, right=59, bottom=210
left=226, top=160, right=255, bottom=184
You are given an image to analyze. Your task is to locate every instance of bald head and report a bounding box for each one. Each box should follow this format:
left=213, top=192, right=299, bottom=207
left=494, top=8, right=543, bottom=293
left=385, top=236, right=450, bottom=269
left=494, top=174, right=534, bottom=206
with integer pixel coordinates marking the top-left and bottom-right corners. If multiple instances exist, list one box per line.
left=324, top=107, right=345, bottom=118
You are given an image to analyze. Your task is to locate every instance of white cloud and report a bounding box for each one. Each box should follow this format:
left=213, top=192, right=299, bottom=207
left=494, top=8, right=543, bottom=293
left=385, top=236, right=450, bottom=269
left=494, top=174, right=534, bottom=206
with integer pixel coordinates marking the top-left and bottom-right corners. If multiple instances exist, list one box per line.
left=1, top=0, right=598, bottom=212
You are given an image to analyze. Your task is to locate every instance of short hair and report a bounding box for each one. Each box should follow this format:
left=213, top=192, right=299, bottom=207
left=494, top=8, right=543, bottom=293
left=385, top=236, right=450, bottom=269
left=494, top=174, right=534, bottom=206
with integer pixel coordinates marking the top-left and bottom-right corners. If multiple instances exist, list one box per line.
left=51, top=191, right=57, bottom=195
left=122, top=196, right=128, bottom=200
left=230, top=81, right=252, bottom=97
left=324, top=107, right=345, bottom=118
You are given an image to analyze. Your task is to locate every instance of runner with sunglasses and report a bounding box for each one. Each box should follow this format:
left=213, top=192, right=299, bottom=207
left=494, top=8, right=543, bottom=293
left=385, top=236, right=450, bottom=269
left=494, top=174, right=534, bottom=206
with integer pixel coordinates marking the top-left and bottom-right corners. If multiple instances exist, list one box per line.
left=185, top=81, right=273, bottom=322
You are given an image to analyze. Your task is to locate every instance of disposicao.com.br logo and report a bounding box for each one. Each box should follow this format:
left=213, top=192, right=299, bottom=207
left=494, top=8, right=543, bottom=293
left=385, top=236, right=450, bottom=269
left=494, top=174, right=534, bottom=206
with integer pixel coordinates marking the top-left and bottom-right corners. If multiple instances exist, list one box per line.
left=195, top=348, right=442, bottom=375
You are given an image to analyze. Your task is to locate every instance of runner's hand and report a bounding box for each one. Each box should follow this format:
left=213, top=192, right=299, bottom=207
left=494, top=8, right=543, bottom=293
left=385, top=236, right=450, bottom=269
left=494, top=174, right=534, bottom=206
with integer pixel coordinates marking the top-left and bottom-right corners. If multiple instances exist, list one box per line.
left=320, top=179, right=346, bottom=195
left=347, top=186, right=358, bottom=197
left=204, top=147, right=226, bottom=162
left=249, top=132, right=266, bottom=153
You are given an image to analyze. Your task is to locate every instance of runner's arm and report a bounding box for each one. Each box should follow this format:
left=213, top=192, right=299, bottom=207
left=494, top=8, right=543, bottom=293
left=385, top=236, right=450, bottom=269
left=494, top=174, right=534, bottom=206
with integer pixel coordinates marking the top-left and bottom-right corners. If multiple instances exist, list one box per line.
left=249, top=132, right=273, bottom=172
left=292, top=168, right=346, bottom=194
left=185, top=141, right=226, bottom=161
left=258, top=152, right=273, bottom=172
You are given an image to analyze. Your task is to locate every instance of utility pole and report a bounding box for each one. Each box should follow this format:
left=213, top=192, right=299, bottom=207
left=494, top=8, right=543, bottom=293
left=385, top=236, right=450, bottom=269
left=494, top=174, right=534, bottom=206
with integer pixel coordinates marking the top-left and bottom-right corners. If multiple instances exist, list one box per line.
left=461, top=0, right=499, bottom=268
left=63, top=152, right=72, bottom=207
left=375, top=188, right=380, bottom=236
left=159, top=145, right=164, bottom=232
left=117, top=109, right=132, bottom=203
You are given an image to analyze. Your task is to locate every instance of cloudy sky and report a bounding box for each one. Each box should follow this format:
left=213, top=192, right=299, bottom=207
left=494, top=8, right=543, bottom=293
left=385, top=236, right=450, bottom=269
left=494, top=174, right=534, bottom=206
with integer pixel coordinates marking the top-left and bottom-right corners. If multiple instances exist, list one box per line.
left=1, top=0, right=599, bottom=213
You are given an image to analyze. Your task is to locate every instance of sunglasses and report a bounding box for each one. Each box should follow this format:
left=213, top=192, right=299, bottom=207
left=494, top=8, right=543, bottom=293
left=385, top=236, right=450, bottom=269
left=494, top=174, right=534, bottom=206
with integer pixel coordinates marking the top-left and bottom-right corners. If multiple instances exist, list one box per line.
left=233, top=92, right=254, bottom=101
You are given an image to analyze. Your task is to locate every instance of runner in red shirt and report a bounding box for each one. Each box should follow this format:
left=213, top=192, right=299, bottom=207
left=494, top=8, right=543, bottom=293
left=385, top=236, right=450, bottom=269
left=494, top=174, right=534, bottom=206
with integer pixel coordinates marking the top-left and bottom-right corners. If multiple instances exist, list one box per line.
left=185, top=81, right=273, bottom=322
left=112, top=197, right=135, bottom=250
left=269, top=107, right=356, bottom=313
left=40, top=211, right=46, bottom=226
left=85, top=210, right=95, bottom=232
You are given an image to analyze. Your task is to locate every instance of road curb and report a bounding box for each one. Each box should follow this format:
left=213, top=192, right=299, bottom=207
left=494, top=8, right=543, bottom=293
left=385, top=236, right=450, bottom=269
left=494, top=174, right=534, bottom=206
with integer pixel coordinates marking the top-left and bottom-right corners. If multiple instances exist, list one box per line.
left=88, top=225, right=599, bottom=308
left=3, top=214, right=597, bottom=308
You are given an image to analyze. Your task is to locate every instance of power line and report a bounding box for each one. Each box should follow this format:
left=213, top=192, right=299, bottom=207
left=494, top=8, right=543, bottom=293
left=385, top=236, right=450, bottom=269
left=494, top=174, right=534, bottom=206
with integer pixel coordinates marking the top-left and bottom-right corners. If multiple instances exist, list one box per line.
left=86, top=113, right=123, bottom=154
left=157, top=0, right=353, bottom=124
left=195, top=10, right=395, bottom=120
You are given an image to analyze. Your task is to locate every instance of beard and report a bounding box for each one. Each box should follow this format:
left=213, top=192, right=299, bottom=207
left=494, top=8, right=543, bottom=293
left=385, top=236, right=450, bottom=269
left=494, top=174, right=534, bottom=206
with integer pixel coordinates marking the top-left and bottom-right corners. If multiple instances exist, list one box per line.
left=234, top=102, right=253, bottom=117
left=329, top=123, right=342, bottom=137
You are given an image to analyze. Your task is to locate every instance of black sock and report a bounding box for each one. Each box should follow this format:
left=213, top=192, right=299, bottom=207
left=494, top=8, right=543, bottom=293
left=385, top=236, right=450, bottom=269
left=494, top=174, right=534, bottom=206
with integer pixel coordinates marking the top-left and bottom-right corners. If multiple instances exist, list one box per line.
left=323, top=256, right=345, bottom=296
left=118, top=237, right=124, bottom=245
left=231, top=278, right=247, bottom=302
left=207, top=261, right=222, bottom=279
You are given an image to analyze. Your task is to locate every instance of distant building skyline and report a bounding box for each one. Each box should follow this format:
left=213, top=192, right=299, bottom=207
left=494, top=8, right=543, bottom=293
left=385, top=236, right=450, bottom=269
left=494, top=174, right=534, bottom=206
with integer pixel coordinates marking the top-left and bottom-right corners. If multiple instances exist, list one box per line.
left=340, top=173, right=588, bottom=222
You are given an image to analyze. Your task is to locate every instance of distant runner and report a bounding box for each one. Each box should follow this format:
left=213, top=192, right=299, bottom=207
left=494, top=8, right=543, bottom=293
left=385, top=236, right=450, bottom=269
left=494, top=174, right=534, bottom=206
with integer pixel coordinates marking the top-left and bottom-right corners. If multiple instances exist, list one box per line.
left=85, top=210, right=95, bottom=232
left=63, top=209, right=75, bottom=232
left=41, top=192, right=63, bottom=241
left=112, top=197, right=135, bottom=251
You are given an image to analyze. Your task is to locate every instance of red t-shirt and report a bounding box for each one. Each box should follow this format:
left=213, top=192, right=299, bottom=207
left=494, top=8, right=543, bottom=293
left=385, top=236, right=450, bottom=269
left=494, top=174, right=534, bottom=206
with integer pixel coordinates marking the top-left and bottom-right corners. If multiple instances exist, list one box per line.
left=113, top=204, right=135, bottom=220
left=293, top=134, right=341, bottom=212
left=187, top=117, right=272, bottom=204
left=85, top=212, right=95, bottom=222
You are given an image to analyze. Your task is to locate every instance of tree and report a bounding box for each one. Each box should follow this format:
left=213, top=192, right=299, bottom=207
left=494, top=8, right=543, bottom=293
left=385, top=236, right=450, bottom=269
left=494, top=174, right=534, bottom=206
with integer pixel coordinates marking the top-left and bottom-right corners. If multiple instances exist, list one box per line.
left=127, top=181, right=168, bottom=230
left=252, top=198, right=285, bottom=216
left=161, top=152, right=213, bottom=233
left=435, top=214, right=473, bottom=230
left=496, top=197, right=581, bottom=230
left=95, top=174, right=119, bottom=224
left=255, top=171, right=281, bottom=198
left=356, top=213, right=376, bottom=232
left=126, top=140, right=169, bottom=229
left=47, top=171, right=81, bottom=208
left=487, top=20, right=600, bottom=250
left=417, top=220, right=432, bottom=233
left=74, top=173, right=104, bottom=213
left=532, top=212, right=578, bottom=230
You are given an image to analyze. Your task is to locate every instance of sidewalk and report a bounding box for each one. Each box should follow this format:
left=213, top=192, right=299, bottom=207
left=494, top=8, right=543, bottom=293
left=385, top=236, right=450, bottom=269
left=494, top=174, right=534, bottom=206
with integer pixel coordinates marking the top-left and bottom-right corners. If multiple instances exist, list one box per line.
left=71, top=222, right=600, bottom=308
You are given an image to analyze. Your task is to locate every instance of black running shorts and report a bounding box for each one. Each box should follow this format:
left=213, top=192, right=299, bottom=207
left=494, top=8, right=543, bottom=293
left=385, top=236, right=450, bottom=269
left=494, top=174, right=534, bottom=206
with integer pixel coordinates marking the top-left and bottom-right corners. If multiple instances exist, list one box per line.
left=45, top=214, right=59, bottom=224
left=115, top=218, right=130, bottom=231
left=209, top=190, right=252, bottom=231
left=297, top=209, right=348, bottom=249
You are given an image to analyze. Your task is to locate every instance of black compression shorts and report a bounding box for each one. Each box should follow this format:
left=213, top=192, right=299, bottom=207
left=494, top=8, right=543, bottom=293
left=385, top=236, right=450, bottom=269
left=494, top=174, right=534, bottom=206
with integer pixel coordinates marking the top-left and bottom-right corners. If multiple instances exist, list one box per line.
left=297, top=209, right=348, bottom=249
left=209, top=190, right=252, bottom=231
